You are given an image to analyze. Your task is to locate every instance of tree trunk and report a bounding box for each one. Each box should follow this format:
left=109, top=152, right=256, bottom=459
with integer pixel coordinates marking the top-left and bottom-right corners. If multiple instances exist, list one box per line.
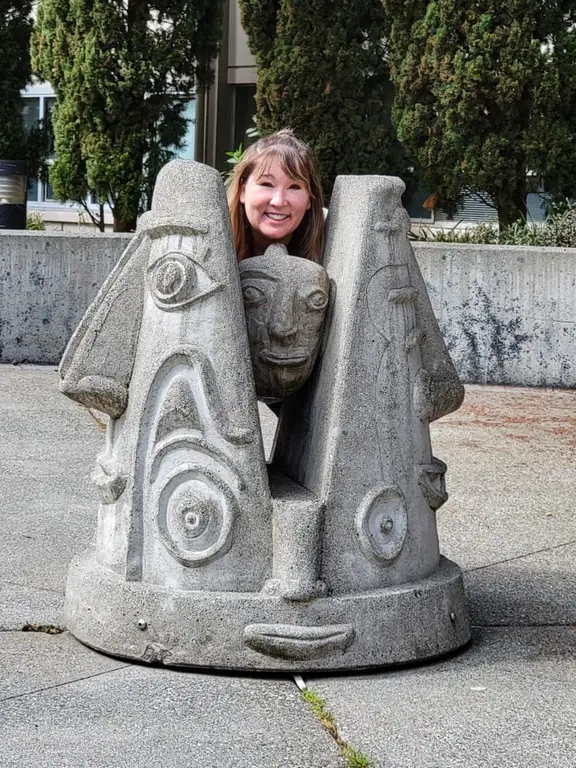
left=497, top=177, right=528, bottom=229
left=112, top=215, right=137, bottom=233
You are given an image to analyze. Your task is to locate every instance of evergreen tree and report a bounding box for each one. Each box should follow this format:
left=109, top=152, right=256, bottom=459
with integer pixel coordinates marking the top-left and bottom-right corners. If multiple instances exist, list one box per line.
left=239, top=0, right=407, bottom=198
left=383, top=0, right=576, bottom=226
left=32, top=1, right=222, bottom=231
left=0, top=2, right=33, bottom=161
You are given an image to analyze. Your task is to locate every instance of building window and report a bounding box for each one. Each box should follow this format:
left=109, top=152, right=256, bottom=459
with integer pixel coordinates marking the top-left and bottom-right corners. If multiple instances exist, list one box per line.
left=21, top=87, right=196, bottom=216
left=179, top=100, right=196, bottom=160
left=233, top=86, right=257, bottom=148
left=21, top=93, right=57, bottom=205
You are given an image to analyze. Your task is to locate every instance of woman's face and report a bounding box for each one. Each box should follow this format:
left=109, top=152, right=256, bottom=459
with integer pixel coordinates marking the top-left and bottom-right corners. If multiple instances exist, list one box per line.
left=240, top=158, right=311, bottom=252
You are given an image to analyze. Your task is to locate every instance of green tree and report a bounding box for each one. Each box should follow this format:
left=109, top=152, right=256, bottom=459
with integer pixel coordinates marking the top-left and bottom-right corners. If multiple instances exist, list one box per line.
left=239, top=0, right=407, bottom=198
left=0, top=2, right=33, bottom=160
left=32, top=1, right=222, bottom=231
left=383, top=0, right=576, bottom=227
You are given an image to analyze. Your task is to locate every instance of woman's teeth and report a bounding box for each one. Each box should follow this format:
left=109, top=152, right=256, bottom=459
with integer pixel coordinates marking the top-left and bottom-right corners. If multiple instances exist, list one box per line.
left=266, top=213, right=289, bottom=221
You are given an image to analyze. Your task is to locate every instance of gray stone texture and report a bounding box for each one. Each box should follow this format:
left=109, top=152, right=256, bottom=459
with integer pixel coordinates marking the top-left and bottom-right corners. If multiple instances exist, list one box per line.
left=61, top=167, right=469, bottom=671
left=308, top=626, right=576, bottom=768
left=0, top=631, right=127, bottom=701
left=239, top=244, right=330, bottom=400
left=274, top=175, right=464, bottom=594
left=0, top=365, right=103, bottom=630
left=0, top=634, right=343, bottom=768
left=4, top=368, right=573, bottom=633
left=415, top=241, right=576, bottom=387
left=61, top=160, right=273, bottom=593
left=0, top=231, right=131, bottom=364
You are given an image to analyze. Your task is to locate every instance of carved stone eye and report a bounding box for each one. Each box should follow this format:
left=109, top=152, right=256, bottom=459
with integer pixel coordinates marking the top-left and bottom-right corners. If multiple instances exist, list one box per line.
left=147, top=249, right=221, bottom=311
left=156, top=260, right=192, bottom=299
left=156, top=465, right=238, bottom=567
left=355, top=484, right=408, bottom=564
left=242, top=284, right=267, bottom=307
left=305, top=289, right=329, bottom=311
left=175, top=489, right=217, bottom=539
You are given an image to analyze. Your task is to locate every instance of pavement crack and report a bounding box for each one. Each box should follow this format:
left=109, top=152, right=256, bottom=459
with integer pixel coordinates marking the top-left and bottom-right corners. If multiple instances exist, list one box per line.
left=464, top=539, right=576, bottom=573
left=295, top=677, right=374, bottom=767
left=0, top=664, right=131, bottom=705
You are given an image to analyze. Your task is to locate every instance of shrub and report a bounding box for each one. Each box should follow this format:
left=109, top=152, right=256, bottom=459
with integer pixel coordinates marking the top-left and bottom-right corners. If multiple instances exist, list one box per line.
left=412, top=205, right=576, bottom=247
left=26, top=212, right=45, bottom=230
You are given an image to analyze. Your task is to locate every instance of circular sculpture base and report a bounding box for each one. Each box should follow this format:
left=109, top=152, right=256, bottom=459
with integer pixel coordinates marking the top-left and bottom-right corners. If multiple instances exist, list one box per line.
left=65, top=552, right=470, bottom=672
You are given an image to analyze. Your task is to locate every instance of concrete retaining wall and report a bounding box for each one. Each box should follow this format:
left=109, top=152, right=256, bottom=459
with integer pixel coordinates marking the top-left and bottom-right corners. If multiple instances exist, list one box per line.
left=414, top=242, right=576, bottom=387
left=0, top=232, right=131, bottom=364
left=0, top=233, right=575, bottom=387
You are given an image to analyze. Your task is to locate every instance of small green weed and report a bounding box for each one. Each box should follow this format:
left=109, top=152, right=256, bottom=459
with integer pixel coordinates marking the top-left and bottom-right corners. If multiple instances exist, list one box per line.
left=26, top=212, right=46, bottom=231
left=301, top=688, right=374, bottom=768
left=343, top=744, right=374, bottom=768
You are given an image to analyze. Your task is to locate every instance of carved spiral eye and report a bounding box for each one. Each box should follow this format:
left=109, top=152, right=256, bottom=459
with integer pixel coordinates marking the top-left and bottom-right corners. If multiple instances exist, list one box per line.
left=305, top=289, right=329, bottom=311
left=242, top=284, right=267, bottom=307
left=179, top=495, right=215, bottom=539
left=147, top=249, right=221, bottom=311
left=156, top=465, right=238, bottom=567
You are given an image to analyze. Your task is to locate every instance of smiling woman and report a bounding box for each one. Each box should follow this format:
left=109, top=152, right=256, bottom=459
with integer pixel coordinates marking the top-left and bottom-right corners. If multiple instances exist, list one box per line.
left=227, top=129, right=325, bottom=263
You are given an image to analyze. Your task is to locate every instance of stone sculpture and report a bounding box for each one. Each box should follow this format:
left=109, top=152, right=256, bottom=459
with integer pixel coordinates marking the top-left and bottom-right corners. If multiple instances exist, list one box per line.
left=61, top=159, right=470, bottom=671
left=239, top=245, right=330, bottom=401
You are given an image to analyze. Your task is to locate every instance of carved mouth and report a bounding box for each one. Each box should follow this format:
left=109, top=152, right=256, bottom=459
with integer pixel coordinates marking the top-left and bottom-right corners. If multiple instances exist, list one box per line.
left=261, top=352, right=309, bottom=367
left=244, top=623, right=355, bottom=660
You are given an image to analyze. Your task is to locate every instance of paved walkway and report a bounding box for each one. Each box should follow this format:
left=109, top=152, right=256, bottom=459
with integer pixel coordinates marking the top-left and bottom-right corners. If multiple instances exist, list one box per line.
left=1, top=366, right=575, bottom=767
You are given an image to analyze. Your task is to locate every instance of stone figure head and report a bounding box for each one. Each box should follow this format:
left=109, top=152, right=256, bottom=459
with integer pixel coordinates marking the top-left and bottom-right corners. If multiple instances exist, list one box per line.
left=239, top=244, right=330, bottom=401
left=227, top=129, right=325, bottom=263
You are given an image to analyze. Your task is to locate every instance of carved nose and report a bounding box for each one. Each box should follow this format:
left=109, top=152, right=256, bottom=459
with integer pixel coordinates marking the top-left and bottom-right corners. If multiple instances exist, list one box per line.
left=269, top=294, right=297, bottom=340
left=269, top=314, right=297, bottom=339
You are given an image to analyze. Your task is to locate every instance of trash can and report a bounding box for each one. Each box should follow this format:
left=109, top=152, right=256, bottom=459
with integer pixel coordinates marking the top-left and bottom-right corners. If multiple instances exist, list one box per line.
left=0, top=160, right=27, bottom=230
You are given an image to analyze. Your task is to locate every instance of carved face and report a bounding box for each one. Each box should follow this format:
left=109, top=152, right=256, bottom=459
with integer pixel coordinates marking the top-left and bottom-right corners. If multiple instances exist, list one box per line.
left=239, top=248, right=330, bottom=400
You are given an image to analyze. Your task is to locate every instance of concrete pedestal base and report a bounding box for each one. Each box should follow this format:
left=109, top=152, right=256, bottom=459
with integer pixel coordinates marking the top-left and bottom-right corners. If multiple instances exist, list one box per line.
left=65, top=553, right=470, bottom=672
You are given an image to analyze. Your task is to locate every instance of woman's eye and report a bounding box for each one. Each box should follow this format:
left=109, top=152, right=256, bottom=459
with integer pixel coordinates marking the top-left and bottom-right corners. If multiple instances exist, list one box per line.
left=306, top=290, right=329, bottom=311
left=242, top=285, right=267, bottom=306
left=259, top=181, right=273, bottom=188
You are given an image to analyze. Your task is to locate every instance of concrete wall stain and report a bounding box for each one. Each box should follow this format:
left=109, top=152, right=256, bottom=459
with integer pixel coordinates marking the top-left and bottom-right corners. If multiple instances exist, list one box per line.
left=442, top=285, right=531, bottom=384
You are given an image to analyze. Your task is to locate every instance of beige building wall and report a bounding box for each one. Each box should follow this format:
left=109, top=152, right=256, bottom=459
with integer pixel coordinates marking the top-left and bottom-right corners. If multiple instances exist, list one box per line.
left=228, top=1, right=257, bottom=84
left=195, top=0, right=257, bottom=171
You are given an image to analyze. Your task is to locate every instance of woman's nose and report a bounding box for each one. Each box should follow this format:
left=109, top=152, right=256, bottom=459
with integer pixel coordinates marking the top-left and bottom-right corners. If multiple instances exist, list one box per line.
left=270, top=187, right=287, bottom=206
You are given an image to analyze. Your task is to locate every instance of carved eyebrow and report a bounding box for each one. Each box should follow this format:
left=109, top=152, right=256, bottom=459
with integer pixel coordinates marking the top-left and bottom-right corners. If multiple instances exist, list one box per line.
left=239, top=269, right=278, bottom=282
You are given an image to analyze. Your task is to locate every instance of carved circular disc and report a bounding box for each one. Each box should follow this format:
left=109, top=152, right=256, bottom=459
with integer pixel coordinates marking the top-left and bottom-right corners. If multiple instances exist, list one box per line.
left=156, top=464, right=238, bottom=567
left=355, top=484, right=408, bottom=564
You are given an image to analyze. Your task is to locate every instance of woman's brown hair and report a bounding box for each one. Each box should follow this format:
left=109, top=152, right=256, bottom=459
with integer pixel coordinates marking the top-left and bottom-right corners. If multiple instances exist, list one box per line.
left=227, top=129, right=325, bottom=263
